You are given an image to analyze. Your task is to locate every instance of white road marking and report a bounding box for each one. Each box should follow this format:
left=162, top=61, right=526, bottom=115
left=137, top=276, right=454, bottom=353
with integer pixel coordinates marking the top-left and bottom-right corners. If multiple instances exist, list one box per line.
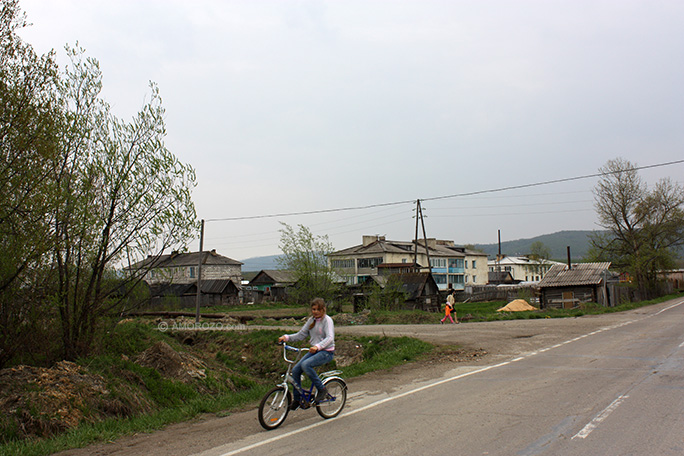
left=212, top=300, right=684, bottom=456
left=572, top=395, right=630, bottom=440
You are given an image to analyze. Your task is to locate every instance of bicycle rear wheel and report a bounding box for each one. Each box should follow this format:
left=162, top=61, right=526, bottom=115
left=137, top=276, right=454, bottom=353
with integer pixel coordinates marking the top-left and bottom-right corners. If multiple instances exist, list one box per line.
left=316, top=378, right=347, bottom=419
left=258, top=386, right=291, bottom=430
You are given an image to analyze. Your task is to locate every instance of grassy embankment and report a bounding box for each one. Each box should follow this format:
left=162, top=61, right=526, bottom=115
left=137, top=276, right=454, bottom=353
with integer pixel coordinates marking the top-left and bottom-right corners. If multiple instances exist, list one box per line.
left=0, top=319, right=433, bottom=456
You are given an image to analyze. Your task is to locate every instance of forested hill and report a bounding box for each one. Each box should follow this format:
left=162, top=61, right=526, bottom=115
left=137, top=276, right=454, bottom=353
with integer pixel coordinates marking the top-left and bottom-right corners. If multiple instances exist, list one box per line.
left=472, top=230, right=597, bottom=261
left=239, top=230, right=599, bottom=271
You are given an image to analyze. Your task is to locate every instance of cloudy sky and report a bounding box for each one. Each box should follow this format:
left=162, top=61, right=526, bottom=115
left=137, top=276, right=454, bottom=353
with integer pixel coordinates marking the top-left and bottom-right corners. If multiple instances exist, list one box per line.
left=18, top=0, right=684, bottom=262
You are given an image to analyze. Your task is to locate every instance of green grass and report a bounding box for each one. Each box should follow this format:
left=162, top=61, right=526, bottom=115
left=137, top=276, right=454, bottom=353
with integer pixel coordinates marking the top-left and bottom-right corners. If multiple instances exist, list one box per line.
left=0, top=325, right=438, bottom=456
left=342, top=336, right=434, bottom=377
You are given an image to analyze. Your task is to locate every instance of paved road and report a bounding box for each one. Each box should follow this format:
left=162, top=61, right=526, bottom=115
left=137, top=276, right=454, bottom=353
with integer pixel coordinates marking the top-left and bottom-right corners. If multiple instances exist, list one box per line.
left=192, top=297, right=684, bottom=456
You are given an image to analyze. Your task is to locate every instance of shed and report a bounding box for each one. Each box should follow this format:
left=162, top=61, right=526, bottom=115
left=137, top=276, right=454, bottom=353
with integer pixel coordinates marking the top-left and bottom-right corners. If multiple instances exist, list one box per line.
left=538, top=262, right=612, bottom=309
left=248, top=270, right=298, bottom=302
left=392, top=272, right=440, bottom=311
left=188, top=279, right=240, bottom=307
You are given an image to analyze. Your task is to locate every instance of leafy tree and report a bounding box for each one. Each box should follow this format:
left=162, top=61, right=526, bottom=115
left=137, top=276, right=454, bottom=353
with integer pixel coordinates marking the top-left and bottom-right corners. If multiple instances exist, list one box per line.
left=591, top=158, right=684, bottom=296
left=278, top=223, right=339, bottom=306
left=527, top=241, right=552, bottom=278
left=0, top=0, right=62, bottom=367
left=0, top=0, right=198, bottom=364
left=51, top=47, right=198, bottom=359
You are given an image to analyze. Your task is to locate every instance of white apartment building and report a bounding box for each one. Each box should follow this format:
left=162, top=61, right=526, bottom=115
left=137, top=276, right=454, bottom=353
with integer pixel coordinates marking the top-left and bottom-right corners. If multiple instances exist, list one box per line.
left=328, top=235, right=489, bottom=290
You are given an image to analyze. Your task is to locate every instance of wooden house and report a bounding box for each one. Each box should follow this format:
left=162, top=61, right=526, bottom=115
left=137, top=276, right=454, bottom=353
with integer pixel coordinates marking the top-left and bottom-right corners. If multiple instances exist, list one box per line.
left=248, top=270, right=297, bottom=302
left=538, top=262, right=612, bottom=309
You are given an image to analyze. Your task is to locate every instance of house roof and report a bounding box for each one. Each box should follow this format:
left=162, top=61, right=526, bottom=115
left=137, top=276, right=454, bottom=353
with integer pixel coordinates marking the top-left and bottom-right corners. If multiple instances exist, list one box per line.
left=538, top=262, right=612, bottom=288
left=130, top=250, right=242, bottom=270
left=249, top=270, right=297, bottom=286
left=329, top=238, right=487, bottom=259
left=149, top=283, right=194, bottom=297
left=487, top=256, right=564, bottom=266
left=199, top=279, right=240, bottom=294
left=392, top=272, right=438, bottom=299
left=488, top=271, right=518, bottom=284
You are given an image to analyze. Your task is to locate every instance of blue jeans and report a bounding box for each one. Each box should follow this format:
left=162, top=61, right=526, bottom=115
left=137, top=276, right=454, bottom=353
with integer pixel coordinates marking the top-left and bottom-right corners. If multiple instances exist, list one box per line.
left=292, top=350, right=334, bottom=398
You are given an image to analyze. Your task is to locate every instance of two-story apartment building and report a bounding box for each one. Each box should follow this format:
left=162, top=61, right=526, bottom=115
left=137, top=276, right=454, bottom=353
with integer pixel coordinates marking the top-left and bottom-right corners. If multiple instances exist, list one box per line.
left=328, top=235, right=488, bottom=290
left=487, top=255, right=563, bottom=282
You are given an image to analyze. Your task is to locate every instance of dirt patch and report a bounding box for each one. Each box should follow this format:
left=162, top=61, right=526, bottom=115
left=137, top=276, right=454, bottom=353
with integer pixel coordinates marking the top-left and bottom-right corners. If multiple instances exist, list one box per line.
left=136, top=341, right=207, bottom=383
left=0, top=361, right=149, bottom=442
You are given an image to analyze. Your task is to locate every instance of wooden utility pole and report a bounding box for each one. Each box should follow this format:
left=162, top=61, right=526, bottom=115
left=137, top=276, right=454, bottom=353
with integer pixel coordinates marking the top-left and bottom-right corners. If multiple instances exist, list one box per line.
left=195, top=219, right=205, bottom=323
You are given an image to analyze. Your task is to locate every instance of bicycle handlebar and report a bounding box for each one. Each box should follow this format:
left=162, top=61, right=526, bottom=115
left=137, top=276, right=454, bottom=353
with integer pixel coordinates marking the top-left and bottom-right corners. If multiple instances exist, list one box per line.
left=279, top=341, right=309, bottom=363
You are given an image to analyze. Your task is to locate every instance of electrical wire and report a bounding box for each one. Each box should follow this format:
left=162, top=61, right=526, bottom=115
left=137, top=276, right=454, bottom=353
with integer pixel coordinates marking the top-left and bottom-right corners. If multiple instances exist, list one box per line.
left=204, top=159, right=684, bottom=223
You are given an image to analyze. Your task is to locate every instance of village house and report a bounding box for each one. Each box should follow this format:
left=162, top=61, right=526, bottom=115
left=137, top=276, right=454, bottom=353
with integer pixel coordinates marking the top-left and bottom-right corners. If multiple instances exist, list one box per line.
left=328, top=235, right=488, bottom=291
left=538, top=262, right=614, bottom=309
left=488, top=255, right=564, bottom=282
left=127, top=250, right=243, bottom=307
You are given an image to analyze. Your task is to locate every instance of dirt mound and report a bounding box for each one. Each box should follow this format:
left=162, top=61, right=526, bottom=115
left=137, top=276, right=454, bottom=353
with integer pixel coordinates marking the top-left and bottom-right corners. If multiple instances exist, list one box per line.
left=0, top=361, right=147, bottom=441
left=135, top=341, right=207, bottom=383
left=334, top=339, right=364, bottom=367
left=333, top=312, right=370, bottom=326
left=497, top=299, right=538, bottom=312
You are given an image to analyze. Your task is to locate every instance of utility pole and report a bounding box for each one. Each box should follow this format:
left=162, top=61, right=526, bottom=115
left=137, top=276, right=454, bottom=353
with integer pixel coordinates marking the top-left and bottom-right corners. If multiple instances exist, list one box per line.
left=195, top=219, right=205, bottom=323
left=412, top=199, right=431, bottom=272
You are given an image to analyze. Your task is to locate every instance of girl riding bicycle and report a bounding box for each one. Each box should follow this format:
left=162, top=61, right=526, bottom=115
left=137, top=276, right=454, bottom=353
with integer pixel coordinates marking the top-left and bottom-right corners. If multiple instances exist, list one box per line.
left=278, top=298, right=335, bottom=409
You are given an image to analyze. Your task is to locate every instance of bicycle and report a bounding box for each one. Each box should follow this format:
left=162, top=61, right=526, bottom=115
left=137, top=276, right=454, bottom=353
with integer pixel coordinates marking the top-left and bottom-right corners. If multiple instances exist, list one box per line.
left=258, top=342, right=347, bottom=430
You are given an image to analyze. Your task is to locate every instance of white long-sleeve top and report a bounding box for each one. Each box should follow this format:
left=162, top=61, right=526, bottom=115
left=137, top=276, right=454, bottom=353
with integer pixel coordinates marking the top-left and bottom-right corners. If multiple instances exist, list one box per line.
left=284, top=315, right=335, bottom=351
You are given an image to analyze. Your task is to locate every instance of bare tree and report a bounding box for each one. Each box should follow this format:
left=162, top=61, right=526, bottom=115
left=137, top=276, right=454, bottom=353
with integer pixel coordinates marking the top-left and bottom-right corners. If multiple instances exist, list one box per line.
left=591, top=158, right=684, bottom=296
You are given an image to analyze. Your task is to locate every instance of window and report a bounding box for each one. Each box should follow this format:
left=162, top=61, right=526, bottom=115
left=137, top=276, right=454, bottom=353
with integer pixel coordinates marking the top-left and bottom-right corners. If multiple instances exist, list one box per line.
left=473, top=275, right=477, bottom=283
left=449, top=259, right=464, bottom=268
left=357, top=257, right=383, bottom=269
left=332, top=259, right=354, bottom=269
left=465, top=260, right=468, bottom=269
left=433, top=274, right=447, bottom=284
left=189, top=266, right=196, bottom=278
left=472, top=260, right=477, bottom=268
left=430, top=258, right=447, bottom=268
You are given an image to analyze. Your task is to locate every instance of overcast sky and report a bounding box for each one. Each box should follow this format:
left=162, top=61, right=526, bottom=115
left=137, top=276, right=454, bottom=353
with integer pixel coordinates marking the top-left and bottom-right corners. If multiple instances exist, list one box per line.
left=18, top=0, right=684, bottom=263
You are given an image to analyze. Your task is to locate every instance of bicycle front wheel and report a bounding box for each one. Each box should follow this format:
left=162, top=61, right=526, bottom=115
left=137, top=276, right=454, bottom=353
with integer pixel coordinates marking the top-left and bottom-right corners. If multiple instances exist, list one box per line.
left=258, top=386, right=291, bottom=430
left=316, top=378, right=347, bottom=419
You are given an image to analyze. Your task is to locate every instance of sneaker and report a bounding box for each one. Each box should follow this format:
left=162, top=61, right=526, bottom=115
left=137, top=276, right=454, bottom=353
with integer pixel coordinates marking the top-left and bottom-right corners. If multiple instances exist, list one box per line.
left=289, top=400, right=300, bottom=411
left=315, top=388, right=329, bottom=403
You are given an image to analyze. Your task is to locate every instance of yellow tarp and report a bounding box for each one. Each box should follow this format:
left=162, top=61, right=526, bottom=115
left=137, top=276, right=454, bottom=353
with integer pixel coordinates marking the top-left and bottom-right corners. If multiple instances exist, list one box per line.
left=497, top=299, right=538, bottom=312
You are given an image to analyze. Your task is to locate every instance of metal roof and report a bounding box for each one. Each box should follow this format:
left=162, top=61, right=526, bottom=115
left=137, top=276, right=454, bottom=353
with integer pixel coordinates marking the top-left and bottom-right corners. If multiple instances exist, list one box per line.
left=538, top=262, right=612, bottom=288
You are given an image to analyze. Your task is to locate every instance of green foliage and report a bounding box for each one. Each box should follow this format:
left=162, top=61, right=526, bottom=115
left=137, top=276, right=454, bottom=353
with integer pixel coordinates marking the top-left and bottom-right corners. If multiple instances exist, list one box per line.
left=364, top=276, right=406, bottom=311
left=278, top=223, right=339, bottom=306
left=0, top=0, right=62, bottom=368
left=0, top=1, right=198, bottom=364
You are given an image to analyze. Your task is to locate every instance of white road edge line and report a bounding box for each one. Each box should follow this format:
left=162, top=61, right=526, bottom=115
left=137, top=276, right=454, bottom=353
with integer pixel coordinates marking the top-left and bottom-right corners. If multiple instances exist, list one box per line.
left=216, top=299, right=684, bottom=456
left=571, top=395, right=630, bottom=440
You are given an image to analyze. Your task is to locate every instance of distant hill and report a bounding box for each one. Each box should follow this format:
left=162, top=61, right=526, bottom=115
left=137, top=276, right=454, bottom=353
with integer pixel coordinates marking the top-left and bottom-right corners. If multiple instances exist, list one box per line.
left=240, top=230, right=599, bottom=272
left=473, top=230, right=598, bottom=261
left=240, top=254, right=283, bottom=272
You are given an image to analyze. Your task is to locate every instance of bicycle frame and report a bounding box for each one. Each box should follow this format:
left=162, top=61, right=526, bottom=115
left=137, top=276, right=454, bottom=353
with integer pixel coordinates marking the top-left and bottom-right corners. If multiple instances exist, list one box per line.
left=259, top=343, right=347, bottom=430
left=278, top=343, right=343, bottom=408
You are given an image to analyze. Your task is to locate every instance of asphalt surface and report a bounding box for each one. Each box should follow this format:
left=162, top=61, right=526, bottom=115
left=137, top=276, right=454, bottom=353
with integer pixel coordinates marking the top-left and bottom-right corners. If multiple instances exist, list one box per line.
left=55, top=298, right=684, bottom=456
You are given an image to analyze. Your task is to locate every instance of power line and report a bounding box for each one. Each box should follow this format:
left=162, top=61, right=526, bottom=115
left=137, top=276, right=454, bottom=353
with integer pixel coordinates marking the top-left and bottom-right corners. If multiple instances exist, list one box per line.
left=205, top=159, right=684, bottom=223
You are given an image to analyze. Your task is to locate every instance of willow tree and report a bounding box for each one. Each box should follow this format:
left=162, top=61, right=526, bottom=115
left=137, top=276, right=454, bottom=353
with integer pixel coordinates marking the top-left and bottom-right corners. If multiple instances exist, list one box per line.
left=278, top=223, right=339, bottom=307
left=51, top=47, right=198, bottom=359
left=591, top=158, right=684, bottom=297
left=0, top=0, right=63, bottom=367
